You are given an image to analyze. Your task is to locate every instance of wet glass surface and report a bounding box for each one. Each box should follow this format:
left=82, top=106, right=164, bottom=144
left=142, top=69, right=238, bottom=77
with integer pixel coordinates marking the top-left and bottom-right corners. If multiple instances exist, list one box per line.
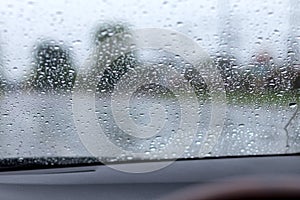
left=0, top=0, right=299, bottom=164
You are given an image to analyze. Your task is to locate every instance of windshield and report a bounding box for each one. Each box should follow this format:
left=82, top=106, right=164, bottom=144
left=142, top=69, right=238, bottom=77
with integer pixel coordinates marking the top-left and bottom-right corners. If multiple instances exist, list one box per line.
left=0, top=0, right=299, bottom=172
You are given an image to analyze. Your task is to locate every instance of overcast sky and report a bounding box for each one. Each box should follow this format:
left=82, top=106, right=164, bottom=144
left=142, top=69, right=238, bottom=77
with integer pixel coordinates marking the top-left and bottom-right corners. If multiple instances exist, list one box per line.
left=0, top=0, right=297, bottom=80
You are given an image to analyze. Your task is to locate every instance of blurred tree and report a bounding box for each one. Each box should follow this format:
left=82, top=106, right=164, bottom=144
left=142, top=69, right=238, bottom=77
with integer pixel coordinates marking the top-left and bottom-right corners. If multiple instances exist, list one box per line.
left=93, top=22, right=131, bottom=72
left=184, top=66, right=207, bottom=97
left=239, top=69, right=254, bottom=92
left=0, top=76, right=5, bottom=96
left=239, top=51, right=278, bottom=93
left=93, top=22, right=128, bottom=46
left=30, top=42, right=76, bottom=92
left=214, top=55, right=240, bottom=92
left=91, top=22, right=133, bottom=93
left=293, top=73, right=300, bottom=90
left=97, top=52, right=136, bottom=93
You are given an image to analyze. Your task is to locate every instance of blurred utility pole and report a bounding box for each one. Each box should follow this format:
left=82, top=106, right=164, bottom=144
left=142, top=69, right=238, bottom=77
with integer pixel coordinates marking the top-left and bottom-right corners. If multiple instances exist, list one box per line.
left=217, top=0, right=230, bottom=56
left=287, top=0, right=300, bottom=91
left=288, top=0, right=300, bottom=64
left=216, top=0, right=240, bottom=91
left=0, top=47, right=8, bottom=94
left=217, top=0, right=239, bottom=59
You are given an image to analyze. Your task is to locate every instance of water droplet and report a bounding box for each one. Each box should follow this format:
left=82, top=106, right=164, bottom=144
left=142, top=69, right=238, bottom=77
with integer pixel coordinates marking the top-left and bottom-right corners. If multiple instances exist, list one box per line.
left=289, top=102, right=297, bottom=108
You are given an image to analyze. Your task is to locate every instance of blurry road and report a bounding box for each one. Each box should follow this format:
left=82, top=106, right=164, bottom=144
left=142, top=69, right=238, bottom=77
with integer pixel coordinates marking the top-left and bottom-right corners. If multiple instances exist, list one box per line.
left=0, top=93, right=298, bottom=158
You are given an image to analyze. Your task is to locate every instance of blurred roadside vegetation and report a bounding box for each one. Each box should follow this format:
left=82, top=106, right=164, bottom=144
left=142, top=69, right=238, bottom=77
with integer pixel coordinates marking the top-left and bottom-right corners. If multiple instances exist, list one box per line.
left=0, top=21, right=298, bottom=105
left=26, top=41, right=77, bottom=93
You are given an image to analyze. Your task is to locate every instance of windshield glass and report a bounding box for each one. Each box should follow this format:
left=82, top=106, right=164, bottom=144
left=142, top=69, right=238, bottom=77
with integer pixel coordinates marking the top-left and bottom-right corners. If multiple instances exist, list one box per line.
left=0, top=0, right=299, bottom=170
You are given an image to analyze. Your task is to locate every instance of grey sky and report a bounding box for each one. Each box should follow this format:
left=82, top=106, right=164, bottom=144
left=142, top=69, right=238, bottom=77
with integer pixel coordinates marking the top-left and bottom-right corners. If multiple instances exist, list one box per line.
left=0, top=0, right=296, bottom=80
